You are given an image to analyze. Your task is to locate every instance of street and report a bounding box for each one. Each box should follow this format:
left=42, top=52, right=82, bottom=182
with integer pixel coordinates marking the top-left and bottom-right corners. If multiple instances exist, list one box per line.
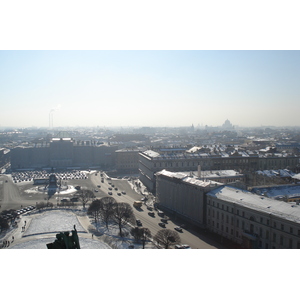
left=0, top=171, right=224, bottom=249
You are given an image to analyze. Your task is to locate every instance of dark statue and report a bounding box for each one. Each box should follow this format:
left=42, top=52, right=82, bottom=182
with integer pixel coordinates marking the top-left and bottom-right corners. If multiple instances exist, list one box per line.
left=46, top=225, right=80, bottom=249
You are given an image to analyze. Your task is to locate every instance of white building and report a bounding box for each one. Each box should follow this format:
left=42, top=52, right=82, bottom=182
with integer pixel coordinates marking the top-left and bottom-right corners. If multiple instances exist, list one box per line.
left=207, top=186, right=300, bottom=248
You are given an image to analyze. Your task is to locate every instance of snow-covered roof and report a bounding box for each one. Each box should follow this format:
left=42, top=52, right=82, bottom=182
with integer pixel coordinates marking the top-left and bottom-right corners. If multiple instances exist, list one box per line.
left=208, top=186, right=300, bottom=223
left=156, top=169, right=222, bottom=188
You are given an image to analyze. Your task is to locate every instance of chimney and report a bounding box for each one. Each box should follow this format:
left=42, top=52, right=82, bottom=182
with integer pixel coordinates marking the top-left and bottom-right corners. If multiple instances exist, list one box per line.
left=198, top=165, right=201, bottom=178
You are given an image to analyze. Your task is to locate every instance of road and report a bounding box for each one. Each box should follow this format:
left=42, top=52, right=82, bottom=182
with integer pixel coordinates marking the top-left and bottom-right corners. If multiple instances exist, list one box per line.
left=0, top=171, right=224, bottom=249
left=90, top=172, right=223, bottom=249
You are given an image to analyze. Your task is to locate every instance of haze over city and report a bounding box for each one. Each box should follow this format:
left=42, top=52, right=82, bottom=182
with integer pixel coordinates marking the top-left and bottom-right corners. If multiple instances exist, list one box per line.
left=1, top=50, right=300, bottom=129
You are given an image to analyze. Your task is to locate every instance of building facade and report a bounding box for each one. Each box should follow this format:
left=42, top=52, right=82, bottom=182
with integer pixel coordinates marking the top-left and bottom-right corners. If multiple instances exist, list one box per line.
left=10, top=138, right=118, bottom=170
left=156, top=169, right=221, bottom=228
left=115, top=149, right=141, bottom=173
left=207, top=186, right=300, bottom=249
left=139, top=148, right=299, bottom=192
left=155, top=169, right=300, bottom=248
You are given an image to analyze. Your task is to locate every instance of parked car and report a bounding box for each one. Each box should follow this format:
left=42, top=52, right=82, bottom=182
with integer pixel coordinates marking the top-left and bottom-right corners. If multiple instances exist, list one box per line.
left=136, top=219, right=142, bottom=226
left=158, top=222, right=166, bottom=227
left=174, top=226, right=183, bottom=232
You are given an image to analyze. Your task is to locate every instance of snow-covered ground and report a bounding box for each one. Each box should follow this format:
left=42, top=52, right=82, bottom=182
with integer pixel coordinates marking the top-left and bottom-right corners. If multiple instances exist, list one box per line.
left=22, top=210, right=86, bottom=236
left=10, top=236, right=111, bottom=249
left=2, top=208, right=154, bottom=249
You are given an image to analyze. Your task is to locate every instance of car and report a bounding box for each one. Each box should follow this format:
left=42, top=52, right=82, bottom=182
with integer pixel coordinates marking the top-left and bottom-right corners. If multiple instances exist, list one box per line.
left=97, top=185, right=101, bottom=188
left=94, top=189, right=98, bottom=192
left=121, top=191, right=126, bottom=194
left=114, top=187, right=118, bottom=190
left=117, top=192, right=121, bottom=196
left=161, top=218, right=168, bottom=223
left=158, top=222, right=166, bottom=227
left=148, top=212, right=155, bottom=217
left=174, top=226, right=183, bottom=232
left=108, top=192, right=112, bottom=195
left=157, top=210, right=164, bottom=217
left=136, top=219, right=142, bottom=226
left=108, top=187, right=112, bottom=190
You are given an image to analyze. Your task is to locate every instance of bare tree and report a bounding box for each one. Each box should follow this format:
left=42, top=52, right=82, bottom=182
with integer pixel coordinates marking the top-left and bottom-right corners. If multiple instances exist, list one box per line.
left=154, top=229, right=181, bottom=249
left=87, top=199, right=102, bottom=223
left=112, top=202, right=135, bottom=237
left=141, top=228, right=152, bottom=249
left=75, top=189, right=95, bottom=209
left=99, top=197, right=117, bottom=229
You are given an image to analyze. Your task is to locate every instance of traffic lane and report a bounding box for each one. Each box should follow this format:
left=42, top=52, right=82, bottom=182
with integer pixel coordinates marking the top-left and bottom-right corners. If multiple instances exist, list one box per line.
left=132, top=207, right=220, bottom=249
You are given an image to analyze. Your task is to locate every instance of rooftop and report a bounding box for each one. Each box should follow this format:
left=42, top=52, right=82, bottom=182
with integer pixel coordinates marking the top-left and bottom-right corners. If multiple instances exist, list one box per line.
left=208, top=186, right=300, bottom=224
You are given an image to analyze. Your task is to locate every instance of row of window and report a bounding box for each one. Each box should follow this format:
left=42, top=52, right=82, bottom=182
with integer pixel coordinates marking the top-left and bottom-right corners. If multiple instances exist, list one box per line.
left=208, top=204, right=300, bottom=237
left=208, top=219, right=300, bottom=248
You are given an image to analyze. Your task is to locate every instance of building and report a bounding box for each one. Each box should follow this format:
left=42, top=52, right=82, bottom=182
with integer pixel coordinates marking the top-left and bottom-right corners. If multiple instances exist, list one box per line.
left=0, top=148, right=10, bottom=170
left=139, top=146, right=299, bottom=192
left=10, top=138, right=118, bottom=170
left=156, top=169, right=222, bottom=228
left=156, top=169, right=300, bottom=248
left=115, top=148, right=142, bottom=173
left=207, top=186, right=300, bottom=248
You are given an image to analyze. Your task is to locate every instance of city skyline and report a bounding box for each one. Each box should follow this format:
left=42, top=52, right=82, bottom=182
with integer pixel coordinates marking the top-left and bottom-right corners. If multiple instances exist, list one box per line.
left=1, top=50, right=300, bottom=129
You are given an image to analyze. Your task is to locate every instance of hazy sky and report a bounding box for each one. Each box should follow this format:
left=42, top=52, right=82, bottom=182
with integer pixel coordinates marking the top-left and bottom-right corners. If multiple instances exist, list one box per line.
left=1, top=50, right=300, bottom=128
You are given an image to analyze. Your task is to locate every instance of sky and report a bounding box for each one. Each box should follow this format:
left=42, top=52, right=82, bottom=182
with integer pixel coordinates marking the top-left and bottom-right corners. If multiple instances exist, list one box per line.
left=1, top=50, right=300, bottom=129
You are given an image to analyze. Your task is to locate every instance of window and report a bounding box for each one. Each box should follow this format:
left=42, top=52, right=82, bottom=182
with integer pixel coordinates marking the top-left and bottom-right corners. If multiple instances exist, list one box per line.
left=273, top=233, right=276, bottom=243
left=281, top=224, right=284, bottom=231
left=290, top=227, right=293, bottom=234
left=274, top=222, right=276, bottom=228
